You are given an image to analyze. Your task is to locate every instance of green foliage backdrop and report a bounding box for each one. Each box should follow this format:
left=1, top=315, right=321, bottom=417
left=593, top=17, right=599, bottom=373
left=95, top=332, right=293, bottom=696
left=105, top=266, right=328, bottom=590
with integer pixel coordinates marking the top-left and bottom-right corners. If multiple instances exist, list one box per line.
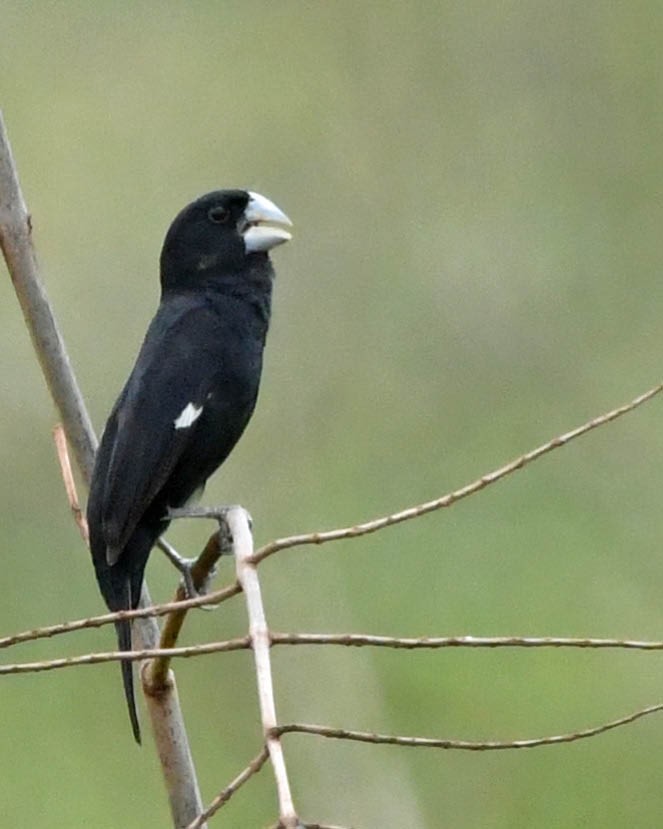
left=2, top=3, right=663, bottom=826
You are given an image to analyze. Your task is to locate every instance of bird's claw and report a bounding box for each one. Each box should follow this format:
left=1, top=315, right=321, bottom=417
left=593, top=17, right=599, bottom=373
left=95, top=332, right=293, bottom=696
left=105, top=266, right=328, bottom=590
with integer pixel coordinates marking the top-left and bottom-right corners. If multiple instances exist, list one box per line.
left=178, top=561, right=198, bottom=600
left=166, top=548, right=218, bottom=610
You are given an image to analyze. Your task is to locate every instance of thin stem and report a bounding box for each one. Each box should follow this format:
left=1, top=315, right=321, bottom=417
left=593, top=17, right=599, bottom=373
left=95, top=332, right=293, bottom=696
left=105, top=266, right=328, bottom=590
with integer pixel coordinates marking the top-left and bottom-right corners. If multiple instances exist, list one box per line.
left=0, top=637, right=251, bottom=675
left=270, top=632, right=663, bottom=651
left=0, top=581, right=242, bottom=651
left=227, top=507, right=299, bottom=829
left=275, top=703, right=663, bottom=750
left=5, top=631, right=663, bottom=675
left=253, top=382, right=663, bottom=563
left=186, top=746, right=270, bottom=829
left=52, top=424, right=88, bottom=542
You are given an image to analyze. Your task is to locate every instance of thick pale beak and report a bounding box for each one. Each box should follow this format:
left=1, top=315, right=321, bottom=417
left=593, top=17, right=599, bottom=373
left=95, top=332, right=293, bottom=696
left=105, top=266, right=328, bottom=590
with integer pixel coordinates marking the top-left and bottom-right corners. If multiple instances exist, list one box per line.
left=242, top=191, right=293, bottom=253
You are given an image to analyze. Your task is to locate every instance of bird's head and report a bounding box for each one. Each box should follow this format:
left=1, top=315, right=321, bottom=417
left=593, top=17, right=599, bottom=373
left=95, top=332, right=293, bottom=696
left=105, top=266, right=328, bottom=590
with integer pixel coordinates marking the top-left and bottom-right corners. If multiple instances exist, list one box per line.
left=160, top=190, right=292, bottom=293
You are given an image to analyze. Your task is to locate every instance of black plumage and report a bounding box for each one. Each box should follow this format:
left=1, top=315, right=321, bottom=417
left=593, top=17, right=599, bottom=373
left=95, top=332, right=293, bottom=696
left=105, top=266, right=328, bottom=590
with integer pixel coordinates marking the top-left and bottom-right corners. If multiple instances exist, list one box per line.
left=86, top=189, right=291, bottom=742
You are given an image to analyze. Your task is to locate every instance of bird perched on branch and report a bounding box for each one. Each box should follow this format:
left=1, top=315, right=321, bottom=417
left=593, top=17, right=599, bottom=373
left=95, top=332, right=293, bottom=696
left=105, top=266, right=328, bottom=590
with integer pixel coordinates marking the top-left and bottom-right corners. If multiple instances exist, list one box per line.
left=86, top=189, right=292, bottom=742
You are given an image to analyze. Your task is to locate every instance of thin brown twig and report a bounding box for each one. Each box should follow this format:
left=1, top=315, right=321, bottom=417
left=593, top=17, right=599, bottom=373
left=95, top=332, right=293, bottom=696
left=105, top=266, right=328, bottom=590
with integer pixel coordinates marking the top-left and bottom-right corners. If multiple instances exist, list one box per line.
left=52, top=424, right=88, bottom=543
left=186, top=746, right=270, bottom=829
left=0, top=581, right=242, bottom=651
left=5, top=632, right=663, bottom=676
left=275, top=703, right=663, bottom=750
left=0, top=636, right=251, bottom=675
left=5, top=584, right=663, bottom=654
left=253, top=382, right=663, bottom=564
left=270, top=632, right=663, bottom=651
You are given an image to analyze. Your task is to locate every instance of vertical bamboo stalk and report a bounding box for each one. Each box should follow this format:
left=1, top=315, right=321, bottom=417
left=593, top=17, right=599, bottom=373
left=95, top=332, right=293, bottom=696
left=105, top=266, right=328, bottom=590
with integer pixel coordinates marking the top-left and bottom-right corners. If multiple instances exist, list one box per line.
left=0, top=110, right=205, bottom=829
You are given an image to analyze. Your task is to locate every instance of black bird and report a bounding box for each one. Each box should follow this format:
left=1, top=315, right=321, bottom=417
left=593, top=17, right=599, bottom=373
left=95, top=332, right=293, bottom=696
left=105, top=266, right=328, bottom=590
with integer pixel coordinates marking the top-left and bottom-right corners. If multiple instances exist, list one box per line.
left=86, top=189, right=292, bottom=742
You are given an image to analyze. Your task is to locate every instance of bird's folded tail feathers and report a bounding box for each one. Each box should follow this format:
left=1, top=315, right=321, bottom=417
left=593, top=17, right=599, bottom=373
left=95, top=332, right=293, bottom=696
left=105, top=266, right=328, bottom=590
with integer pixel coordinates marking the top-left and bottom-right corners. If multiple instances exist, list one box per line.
left=115, top=578, right=141, bottom=744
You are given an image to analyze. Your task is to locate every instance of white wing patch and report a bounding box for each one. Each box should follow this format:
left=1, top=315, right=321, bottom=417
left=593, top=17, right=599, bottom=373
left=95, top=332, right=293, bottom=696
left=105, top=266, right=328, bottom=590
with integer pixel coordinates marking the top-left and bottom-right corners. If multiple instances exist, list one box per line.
left=174, top=402, right=203, bottom=430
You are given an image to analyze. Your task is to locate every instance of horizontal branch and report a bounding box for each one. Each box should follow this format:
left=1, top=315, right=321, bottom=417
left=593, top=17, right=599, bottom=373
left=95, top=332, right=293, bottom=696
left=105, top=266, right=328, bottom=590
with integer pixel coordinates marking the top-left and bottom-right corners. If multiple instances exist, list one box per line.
left=0, top=636, right=251, bottom=675
left=7, top=379, right=651, bottom=654
left=0, top=581, right=242, bottom=650
left=186, top=746, right=270, bottom=829
left=11, top=604, right=663, bottom=657
left=4, top=632, right=663, bottom=676
left=270, top=632, right=663, bottom=651
left=268, top=824, right=353, bottom=829
left=253, top=382, right=663, bottom=563
left=275, top=703, right=663, bottom=750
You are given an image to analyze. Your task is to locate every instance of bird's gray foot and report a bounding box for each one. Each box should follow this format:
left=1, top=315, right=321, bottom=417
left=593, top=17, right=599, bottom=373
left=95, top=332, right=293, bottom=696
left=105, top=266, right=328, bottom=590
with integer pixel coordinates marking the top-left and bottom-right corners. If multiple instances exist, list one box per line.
left=157, top=537, right=203, bottom=598
left=162, top=505, right=252, bottom=606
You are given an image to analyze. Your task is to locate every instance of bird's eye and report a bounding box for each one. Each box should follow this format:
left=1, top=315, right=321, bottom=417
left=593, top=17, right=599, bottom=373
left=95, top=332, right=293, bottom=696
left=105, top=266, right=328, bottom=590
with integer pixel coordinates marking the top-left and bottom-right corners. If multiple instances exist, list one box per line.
left=208, top=206, right=230, bottom=224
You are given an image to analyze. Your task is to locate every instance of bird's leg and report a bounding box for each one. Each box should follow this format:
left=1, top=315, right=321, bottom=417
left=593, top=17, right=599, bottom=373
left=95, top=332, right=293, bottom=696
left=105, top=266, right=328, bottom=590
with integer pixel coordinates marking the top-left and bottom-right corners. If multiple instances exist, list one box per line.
left=156, top=536, right=201, bottom=598
left=164, top=505, right=252, bottom=599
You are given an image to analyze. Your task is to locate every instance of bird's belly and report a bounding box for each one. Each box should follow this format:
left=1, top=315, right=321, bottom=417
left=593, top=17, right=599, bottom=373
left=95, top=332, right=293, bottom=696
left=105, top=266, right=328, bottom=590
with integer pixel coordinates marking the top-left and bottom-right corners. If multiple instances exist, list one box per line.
left=161, top=389, right=257, bottom=509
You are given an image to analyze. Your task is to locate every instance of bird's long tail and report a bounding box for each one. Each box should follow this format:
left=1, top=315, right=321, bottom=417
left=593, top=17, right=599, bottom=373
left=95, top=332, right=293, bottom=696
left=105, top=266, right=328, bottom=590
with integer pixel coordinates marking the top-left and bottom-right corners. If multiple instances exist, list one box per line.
left=115, top=578, right=141, bottom=744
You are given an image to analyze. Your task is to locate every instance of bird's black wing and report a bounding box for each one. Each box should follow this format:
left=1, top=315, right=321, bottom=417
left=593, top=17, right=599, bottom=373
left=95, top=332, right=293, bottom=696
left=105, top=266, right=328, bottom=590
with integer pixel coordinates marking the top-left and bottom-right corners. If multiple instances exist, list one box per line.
left=99, top=298, right=223, bottom=564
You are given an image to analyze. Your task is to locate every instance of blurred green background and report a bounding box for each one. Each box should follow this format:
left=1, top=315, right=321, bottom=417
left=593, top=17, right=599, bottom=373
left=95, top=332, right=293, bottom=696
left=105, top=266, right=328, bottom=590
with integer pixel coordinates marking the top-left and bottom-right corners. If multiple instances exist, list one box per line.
left=2, top=2, right=663, bottom=826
